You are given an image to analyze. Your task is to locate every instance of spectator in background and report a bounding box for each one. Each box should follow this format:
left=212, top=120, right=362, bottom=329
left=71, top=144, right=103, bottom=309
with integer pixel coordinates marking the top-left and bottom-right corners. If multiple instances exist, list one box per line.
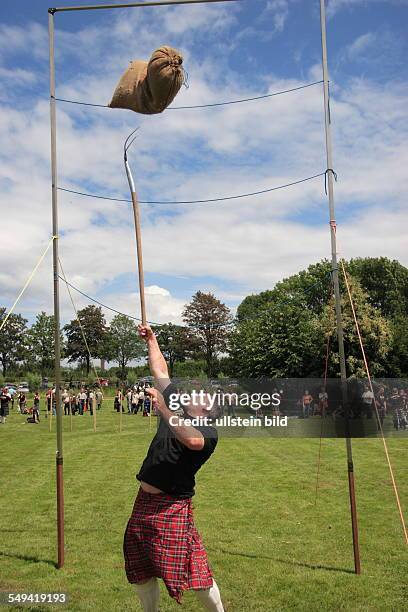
left=302, top=390, right=313, bottom=418
left=138, top=387, right=145, bottom=413
left=33, top=392, right=40, bottom=423
left=74, top=392, right=81, bottom=415
left=33, top=391, right=40, bottom=422
left=227, top=390, right=237, bottom=418
left=131, top=389, right=139, bottom=414
left=0, top=388, right=11, bottom=424
left=401, top=392, right=408, bottom=430
left=46, top=388, right=52, bottom=417
left=361, top=384, right=374, bottom=419
left=62, top=389, right=70, bottom=416
left=114, top=389, right=122, bottom=413
left=271, top=387, right=281, bottom=417
left=126, top=389, right=132, bottom=414
left=84, top=388, right=90, bottom=412
left=9, top=386, right=16, bottom=410
left=375, top=386, right=387, bottom=430
left=389, top=388, right=404, bottom=430
left=79, top=389, right=87, bottom=415
left=96, top=389, right=104, bottom=410
left=143, top=392, right=151, bottom=417
left=317, top=386, right=328, bottom=417
left=397, top=389, right=407, bottom=430
left=52, top=387, right=57, bottom=416
left=68, top=392, right=74, bottom=415
left=18, top=391, right=26, bottom=414
left=89, top=390, right=95, bottom=415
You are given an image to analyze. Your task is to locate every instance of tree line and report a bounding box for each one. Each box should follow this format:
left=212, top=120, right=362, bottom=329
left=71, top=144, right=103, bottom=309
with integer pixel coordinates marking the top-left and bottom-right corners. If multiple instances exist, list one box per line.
left=0, top=291, right=231, bottom=379
left=1, top=257, right=407, bottom=380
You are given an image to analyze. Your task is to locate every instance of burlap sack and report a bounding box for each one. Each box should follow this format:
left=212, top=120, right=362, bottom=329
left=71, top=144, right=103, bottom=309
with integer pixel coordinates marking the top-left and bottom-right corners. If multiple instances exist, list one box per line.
left=109, top=46, right=184, bottom=114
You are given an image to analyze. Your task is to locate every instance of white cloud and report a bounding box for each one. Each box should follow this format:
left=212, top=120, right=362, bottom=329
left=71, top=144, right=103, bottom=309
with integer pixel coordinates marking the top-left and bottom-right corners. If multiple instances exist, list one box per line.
left=0, top=67, right=37, bottom=86
left=0, top=22, right=48, bottom=60
left=266, top=0, right=290, bottom=33
left=344, top=32, right=376, bottom=61
left=88, top=286, right=186, bottom=325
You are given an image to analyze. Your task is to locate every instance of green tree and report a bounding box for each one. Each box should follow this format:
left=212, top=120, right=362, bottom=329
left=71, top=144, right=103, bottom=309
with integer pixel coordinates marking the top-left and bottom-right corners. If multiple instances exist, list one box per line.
left=230, top=299, right=322, bottom=377
left=319, top=277, right=392, bottom=377
left=385, top=315, right=408, bottom=377
left=347, top=257, right=408, bottom=317
left=155, top=323, right=198, bottom=377
left=105, top=314, right=145, bottom=379
left=237, top=260, right=332, bottom=323
left=183, top=292, right=232, bottom=377
left=231, top=259, right=394, bottom=378
left=26, top=311, right=61, bottom=374
left=64, top=305, right=108, bottom=375
left=0, top=308, right=28, bottom=375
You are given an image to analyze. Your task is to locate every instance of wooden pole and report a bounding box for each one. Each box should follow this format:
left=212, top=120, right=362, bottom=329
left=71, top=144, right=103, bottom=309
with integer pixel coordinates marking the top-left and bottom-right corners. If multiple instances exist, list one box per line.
left=120, top=392, right=123, bottom=433
left=92, top=392, right=97, bottom=433
left=131, top=192, right=147, bottom=325
left=319, top=0, right=361, bottom=575
left=125, top=149, right=147, bottom=325
left=49, top=393, right=53, bottom=432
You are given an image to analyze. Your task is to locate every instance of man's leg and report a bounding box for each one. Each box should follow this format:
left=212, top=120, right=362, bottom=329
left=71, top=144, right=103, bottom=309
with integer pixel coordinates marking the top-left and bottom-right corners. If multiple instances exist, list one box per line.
left=133, top=578, right=160, bottom=612
left=195, top=580, right=224, bottom=612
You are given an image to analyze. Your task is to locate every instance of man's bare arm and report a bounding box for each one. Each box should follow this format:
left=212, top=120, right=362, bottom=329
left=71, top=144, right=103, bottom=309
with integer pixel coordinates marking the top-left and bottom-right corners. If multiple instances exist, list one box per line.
left=138, top=324, right=170, bottom=392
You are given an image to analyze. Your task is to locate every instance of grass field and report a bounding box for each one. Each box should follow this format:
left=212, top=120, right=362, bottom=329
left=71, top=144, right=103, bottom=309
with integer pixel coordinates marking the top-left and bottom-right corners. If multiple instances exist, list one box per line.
left=0, top=400, right=407, bottom=611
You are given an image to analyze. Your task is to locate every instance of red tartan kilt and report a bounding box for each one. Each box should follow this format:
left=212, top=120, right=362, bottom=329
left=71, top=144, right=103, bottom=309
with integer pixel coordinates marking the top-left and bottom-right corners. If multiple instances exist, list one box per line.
left=123, top=487, right=213, bottom=602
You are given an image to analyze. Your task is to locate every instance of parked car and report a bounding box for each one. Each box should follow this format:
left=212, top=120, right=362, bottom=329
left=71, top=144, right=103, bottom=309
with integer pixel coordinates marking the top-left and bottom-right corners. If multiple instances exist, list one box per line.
left=5, top=382, right=17, bottom=390
left=98, top=378, right=109, bottom=387
left=17, top=382, right=30, bottom=393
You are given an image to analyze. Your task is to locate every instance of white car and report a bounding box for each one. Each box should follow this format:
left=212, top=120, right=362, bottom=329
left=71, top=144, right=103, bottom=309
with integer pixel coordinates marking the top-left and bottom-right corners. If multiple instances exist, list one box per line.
left=17, top=382, right=30, bottom=393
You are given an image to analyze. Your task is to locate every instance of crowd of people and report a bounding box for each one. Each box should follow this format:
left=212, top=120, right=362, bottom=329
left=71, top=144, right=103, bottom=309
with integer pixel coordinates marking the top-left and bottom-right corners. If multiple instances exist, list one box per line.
left=0, top=381, right=155, bottom=425
left=1, top=381, right=408, bottom=431
left=293, top=384, right=408, bottom=430
left=113, top=383, right=153, bottom=417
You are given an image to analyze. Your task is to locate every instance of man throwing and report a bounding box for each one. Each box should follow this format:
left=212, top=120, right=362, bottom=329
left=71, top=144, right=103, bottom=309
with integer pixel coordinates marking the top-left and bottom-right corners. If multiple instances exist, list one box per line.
left=123, top=324, right=224, bottom=612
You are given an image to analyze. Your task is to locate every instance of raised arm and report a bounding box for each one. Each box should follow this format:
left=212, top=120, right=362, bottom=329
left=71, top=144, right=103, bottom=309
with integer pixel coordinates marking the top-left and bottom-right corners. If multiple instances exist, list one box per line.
left=138, top=324, right=170, bottom=392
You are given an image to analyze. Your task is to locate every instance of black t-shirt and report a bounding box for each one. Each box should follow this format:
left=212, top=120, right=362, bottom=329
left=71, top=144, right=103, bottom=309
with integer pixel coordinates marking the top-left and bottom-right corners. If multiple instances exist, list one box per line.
left=0, top=393, right=10, bottom=408
left=137, top=384, right=218, bottom=498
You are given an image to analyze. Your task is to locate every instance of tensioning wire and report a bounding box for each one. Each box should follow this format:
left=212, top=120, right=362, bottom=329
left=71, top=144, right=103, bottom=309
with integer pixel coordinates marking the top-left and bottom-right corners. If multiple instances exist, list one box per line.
left=57, top=271, right=333, bottom=330
left=58, top=172, right=326, bottom=206
left=52, top=80, right=323, bottom=111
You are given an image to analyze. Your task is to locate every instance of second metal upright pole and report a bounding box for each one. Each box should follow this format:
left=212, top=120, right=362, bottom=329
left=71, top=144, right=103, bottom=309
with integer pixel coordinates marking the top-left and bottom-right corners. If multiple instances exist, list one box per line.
left=49, top=8, right=65, bottom=570
left=319, top=0, right=361, bottom=575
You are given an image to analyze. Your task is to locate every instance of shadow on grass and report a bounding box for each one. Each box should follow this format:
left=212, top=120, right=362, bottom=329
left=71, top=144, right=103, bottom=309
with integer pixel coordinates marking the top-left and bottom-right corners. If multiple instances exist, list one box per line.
left=212, top=547, right=355, bottom=575
left=0, top=551, right=57, bottom=568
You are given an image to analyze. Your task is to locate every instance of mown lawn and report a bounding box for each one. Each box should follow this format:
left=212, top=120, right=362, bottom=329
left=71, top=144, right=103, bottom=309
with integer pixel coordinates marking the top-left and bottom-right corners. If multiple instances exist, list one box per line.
left=0, top=402, right=407, bottom=611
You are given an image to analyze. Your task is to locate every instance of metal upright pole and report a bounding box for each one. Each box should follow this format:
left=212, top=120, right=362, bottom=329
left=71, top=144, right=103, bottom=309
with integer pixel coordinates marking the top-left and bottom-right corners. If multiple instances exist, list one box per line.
left=49, top=8, right=65, bottom=570
left=319, top=0, right=361, bottom=575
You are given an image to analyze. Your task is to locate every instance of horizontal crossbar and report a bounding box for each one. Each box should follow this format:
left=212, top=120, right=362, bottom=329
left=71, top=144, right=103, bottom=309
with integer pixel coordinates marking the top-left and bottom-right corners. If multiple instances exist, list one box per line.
left=49, top=0, right=242, bottom=15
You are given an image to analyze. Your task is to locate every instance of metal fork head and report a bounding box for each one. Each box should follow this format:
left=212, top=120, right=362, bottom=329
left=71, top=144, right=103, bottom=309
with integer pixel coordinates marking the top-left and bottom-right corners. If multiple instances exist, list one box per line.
left=124, top=127, right=140, bottom=160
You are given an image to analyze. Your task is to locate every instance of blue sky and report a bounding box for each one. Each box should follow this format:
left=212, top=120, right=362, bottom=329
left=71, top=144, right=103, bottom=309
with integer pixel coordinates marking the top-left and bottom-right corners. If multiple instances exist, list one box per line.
left=1, top=0, right=407, bottom=326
